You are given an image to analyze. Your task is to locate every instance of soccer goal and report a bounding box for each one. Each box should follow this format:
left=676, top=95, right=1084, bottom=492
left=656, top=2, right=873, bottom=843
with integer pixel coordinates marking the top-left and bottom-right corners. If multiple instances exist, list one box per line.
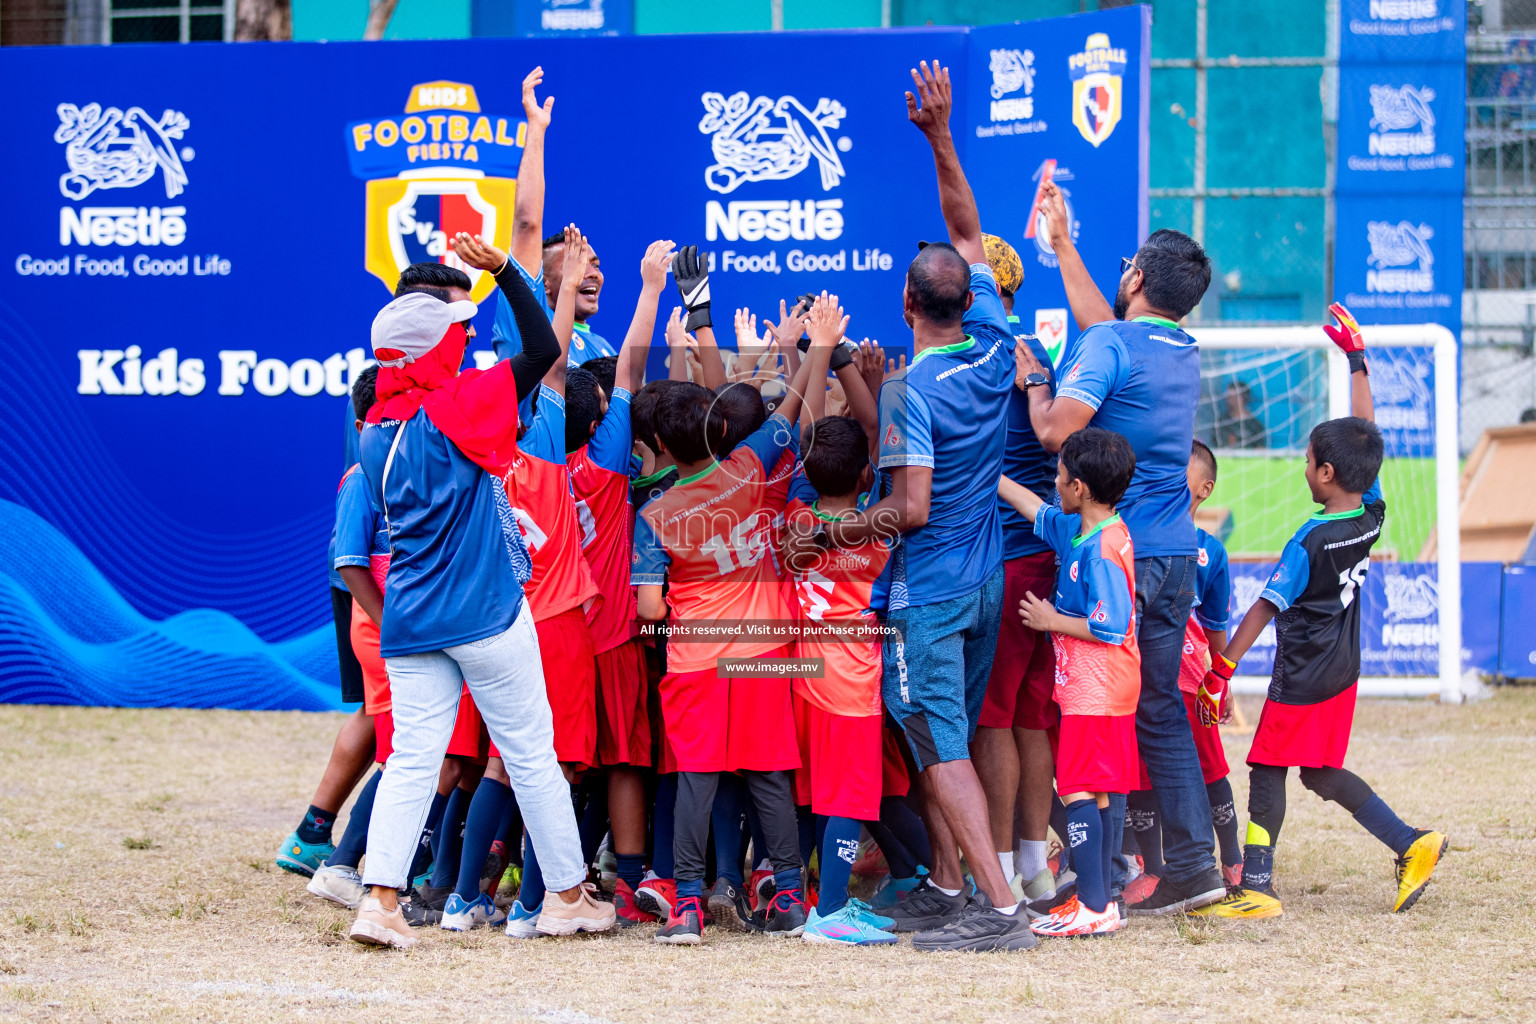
left=1192, top=323, right=1461, bottom=702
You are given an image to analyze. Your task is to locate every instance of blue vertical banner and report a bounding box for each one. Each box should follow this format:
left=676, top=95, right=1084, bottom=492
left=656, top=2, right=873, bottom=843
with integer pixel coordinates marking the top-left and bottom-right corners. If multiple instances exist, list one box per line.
left=964, top=6, right=1150, bottom=358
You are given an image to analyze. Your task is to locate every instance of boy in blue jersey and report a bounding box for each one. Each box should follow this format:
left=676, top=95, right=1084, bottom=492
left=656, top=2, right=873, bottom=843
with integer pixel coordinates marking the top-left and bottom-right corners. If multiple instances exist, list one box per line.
left=997, top=427, right=1141, bottom=938
left=489, top=67, right=613, bottom=368
left=1194, top=304, right=1448, bottom=919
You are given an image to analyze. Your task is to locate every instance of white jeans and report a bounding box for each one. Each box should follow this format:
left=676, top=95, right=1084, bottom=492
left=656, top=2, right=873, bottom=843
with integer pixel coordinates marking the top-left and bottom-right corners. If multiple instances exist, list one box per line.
left=362, top=602, right=583, bottom=891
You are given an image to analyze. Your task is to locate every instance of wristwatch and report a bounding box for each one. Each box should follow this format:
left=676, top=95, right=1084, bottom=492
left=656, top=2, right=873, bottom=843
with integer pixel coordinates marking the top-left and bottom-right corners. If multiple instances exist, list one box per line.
left=1020, top=371, right=1050, bottom=390
left=811, top=524, right=834, bottom=550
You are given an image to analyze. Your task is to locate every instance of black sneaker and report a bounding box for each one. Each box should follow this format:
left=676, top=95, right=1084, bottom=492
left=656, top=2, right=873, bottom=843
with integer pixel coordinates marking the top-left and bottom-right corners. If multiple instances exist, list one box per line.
left=654, top=895, right=705, bottom=945
left=763, top=888, right=807, bottom=938
left=400, top=883, right=450, bottom=927
left=889, top=878, right=972, bottom=933
left=707, top=877, right=753, bottom=932
left=1024, top=880, right=1076, bottom=921
left=1127, top=869, right=1227, bottom=916
left=912, top=897, right=1039, bottom=953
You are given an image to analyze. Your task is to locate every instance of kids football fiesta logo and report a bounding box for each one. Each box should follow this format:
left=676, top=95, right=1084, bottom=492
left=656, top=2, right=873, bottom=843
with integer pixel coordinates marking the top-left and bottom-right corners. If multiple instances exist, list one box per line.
left=344, top=81, right=524, bottom=300
left=1068, top=32, right=1126, bottom=148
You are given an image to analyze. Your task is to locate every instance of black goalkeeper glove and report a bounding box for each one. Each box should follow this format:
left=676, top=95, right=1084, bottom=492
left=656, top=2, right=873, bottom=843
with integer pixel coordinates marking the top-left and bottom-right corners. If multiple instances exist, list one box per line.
left=797, top=335, right=856, bottom=371
left=671, top=245, right=712, bottom=332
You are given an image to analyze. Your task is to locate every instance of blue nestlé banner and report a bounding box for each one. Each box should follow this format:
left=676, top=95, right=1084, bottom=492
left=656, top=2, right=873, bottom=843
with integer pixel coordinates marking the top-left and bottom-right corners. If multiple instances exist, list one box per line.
left=1337, top=61, right=1465, bottom=195
left=0, top=11, right=1146, bottom=711
left=1339, top=0, right=1465, bottom=63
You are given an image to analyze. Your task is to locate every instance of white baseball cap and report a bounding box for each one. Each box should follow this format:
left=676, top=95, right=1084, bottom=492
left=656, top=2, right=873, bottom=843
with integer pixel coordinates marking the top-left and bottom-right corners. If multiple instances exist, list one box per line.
left=371, top=291, right=478, bottom=367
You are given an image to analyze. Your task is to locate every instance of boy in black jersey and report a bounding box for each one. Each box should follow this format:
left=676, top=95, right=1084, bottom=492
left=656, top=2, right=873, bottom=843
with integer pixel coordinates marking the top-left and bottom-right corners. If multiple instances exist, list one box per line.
left=1193, top=304, right=1447, bottom=919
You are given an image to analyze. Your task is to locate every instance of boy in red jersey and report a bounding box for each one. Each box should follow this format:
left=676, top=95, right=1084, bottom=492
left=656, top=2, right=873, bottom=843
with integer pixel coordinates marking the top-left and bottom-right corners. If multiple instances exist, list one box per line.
left=782, top=297, right=898, bottom=946
left=567, top=239, right=675, bottom=923
left=634, top=247, right=821, bottom=945
left=997, top=427, right=1141, bottom=938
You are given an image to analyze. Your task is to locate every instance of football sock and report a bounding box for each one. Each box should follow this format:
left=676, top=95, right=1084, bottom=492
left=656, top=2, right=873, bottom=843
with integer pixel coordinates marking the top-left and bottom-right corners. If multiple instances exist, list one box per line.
left=1126, top=789, right=1164, bottom=877
left=710, top=774, right=748, bottom=885
left=1049, top=795, right=1072, bottom=871
left=1298, top=766, right=1418, bottom=855
left=454, top=777, right=511, bottom=902
left=429, top=786, right=472, bottom=890
left=616, top=853, right=646, bottom=891
left=577, top=776, right=608, bottom=868
left=997, top=850, right=1015, bottom=879
left=1105, top=792, right=1127, bottom=893
left=520, top=834, right=545, bottom=911
left=864, top=816, right=916, bottom=880
left=408, top=790, right=450, bottom=882
left=879, top=795, right=933, bottom=871
left=1099, top=804, right=1116, bottom=903
left=1244, top=764, right=1289, bottom=892
left=1352, top=796, right=1418, bottom=856
left=677, top=876, right=704, bottom=900
left=817, top=817, right=861, bottom=915
left=1016, top=839, right=1048, bottom=882
left=1241, top=841, right=1277, bottom=894
left=1206, top=777, right=1243, bottom=868
left=329, top=770, right=380, bottom=869
left=297, top=804, right=336, bottom=846
left=1065, top=799, right=1108, bottom=913
left=652, top=773, right=678, bottom=879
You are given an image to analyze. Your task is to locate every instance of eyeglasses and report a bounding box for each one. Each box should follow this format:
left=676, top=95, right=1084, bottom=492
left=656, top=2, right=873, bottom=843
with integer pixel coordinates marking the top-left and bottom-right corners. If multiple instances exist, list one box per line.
left=1119, top=256, right=1138, bottom=275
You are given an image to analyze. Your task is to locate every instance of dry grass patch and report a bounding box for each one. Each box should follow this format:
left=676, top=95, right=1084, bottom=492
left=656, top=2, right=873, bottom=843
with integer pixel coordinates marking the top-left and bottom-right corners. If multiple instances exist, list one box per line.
left=0, top=693, right=1533, bottom=1023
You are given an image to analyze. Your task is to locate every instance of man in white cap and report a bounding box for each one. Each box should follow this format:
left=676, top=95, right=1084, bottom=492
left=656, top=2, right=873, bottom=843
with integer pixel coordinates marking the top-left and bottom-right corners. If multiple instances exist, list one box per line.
left=347, top=233, right=615, bottom=948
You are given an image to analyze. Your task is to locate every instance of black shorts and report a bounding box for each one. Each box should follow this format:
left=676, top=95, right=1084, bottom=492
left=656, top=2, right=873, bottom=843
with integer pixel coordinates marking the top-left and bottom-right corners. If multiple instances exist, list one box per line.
left=331, top=586, right=365, bottom=704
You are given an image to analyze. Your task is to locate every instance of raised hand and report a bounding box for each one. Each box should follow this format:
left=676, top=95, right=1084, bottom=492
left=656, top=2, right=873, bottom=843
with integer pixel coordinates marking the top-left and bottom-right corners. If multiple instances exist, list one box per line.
left=1014, top=338, right=1047, bottom=391
left=640, top=239, right=676, bottom=293
left=770, top=296, right=811, bottom=349
left=671, top=245, right=712, bottom=332
left=905, top=59, right=953, bottom=138
left=451, top=232, right=508, bottom=273
left=1038, top=181, right=1071, bottom=252
left=854, top=339, right=886, bottom=398
left=522, top=66, right=554, bottom=131
left=558, top=224, right=588, bottom=289
left=805, top=291, right=849, bottom=349
left=664, top=306, right=688, bottom=349
left=885, top=351, right=907, bottom=382
left=1324, top=301, right=1368, bottom=378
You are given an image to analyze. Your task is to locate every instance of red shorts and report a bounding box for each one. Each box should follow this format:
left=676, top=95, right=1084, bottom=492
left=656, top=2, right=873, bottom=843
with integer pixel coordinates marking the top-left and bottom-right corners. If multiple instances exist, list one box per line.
left=1054, top=713, right=1139, bottom=795
left=349, top=603, right=391, bottom=716
left=1183, top=690, right=1230, bottom=783
left=374, top=709, right=394, bottom=764
left=447, top=686, right=489, bottom=763
left=881, top=726, right=911, bottom=798
left=1247, top=683, right=1357, bottom=769
left=595, top=638, right=652, bottom=767
left=659, top=644, right=799, bottom=773
left=978, top=553, right=1058, bottom=731
left=486, top=608, right=597, bottom=767
left=791, top=692, right=882, bottom=820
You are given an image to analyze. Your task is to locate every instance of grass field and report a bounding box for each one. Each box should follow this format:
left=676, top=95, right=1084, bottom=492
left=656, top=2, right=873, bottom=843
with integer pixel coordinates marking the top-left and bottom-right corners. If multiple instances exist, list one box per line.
left=2, top=691, right=1533, bottom=1024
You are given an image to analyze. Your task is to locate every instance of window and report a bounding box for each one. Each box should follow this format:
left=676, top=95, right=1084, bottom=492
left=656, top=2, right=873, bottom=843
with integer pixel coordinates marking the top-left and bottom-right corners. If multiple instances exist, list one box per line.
left=107, top=0, right=229, bottom=43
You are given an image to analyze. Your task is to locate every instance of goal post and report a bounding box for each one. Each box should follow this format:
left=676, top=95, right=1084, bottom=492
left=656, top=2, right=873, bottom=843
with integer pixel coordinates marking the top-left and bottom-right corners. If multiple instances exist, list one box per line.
left=1190, top=323, right=1461, bottom=702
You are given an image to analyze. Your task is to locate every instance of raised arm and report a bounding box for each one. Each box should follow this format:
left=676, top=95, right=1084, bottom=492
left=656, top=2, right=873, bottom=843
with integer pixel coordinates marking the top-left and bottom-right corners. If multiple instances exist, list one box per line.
left=452, top=232, right=558, bottom=399
left=997, top=472, right=1046, bottom=523
left=1038, top=182, right=1114, bottom=330
left=801, top=292, right=847, bottom=426
left=1013, top=341, right=1095, bottom=453
left=511, top=67, right=554, bottom=277
left=664, top=307, right=690, bottom=381
left=906, top=59, right=983, bottom=266
left=616, top=239, right=676, bottom=395
left=1324, top=302, right=1373, bottom=423
left=545, top=225, right=587, bottom=395
left=839, top=339, right=882, bottom=443
left=671, top=246, right=725, bottom=388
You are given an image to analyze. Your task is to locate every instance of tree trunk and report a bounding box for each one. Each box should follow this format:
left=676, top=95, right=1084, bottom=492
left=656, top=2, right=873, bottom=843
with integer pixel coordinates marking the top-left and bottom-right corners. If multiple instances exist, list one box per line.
left=233, top=0, right=291, bottom=41
left=363, top=0, right=400, bottom=40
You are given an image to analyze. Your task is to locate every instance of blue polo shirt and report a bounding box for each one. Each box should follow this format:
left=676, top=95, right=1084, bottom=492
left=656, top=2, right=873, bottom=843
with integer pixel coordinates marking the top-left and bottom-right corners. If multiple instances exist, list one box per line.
left=332, top=466, right=389, bottom=572
left=490, top=259, right=613, bottom=366
left=1192, top=527, right=1231, bottom=632
left=359, top=409, right=533, bottom=658
left=1034, top=506, right=1136, bottom=645
left=873, top=264, right=1015, bottom=610
left=1054, top=317, right=1200, bottom=557
left=1000, top=315, right=1057, bottom=560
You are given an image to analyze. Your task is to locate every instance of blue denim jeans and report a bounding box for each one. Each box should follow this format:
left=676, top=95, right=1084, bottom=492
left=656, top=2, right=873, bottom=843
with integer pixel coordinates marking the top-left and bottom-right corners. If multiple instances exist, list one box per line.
left=1134, top=555, right=1217, bottom=884
left=882, top=565, right=1005, bottom=769
left=363, top=603, right=585, bottom=892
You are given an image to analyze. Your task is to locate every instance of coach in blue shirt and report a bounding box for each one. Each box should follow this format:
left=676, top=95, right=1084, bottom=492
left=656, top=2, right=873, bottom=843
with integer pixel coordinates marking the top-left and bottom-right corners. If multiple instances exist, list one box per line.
left=788, top=62, right=1035, bottom=953
left=1017, top=183, right=1227, bottom=916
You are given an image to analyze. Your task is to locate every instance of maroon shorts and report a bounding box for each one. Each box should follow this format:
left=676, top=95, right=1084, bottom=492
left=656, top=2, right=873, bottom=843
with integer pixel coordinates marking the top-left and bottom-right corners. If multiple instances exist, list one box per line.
left=978, top=553, right=1058, bottom=731
left=792, top=692, right=882, bottom=820
left=488, top=607, right=597, bottom=768
left=446, top=686, right=489, bottom=763
left=1247, top=683, right=1358, bottom=769
left=659, top=645, right=799, bottom=773
left=1054, top=712, right=1139, bottom=796
left=595, top=638, right=652, bottom=768
left=881, top=726, right=911, bottom=798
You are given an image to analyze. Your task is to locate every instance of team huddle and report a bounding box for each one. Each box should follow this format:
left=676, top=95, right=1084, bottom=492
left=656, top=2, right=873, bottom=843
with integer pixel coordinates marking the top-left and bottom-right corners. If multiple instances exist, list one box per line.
left=274, top=60, right=1449, bottom=953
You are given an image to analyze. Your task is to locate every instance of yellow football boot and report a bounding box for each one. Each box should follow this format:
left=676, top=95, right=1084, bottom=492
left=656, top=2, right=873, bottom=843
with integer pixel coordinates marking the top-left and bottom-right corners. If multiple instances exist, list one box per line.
left=1190, top=887, right=1283, bottom=919
left=1393, top=830, right=1448, bottom=913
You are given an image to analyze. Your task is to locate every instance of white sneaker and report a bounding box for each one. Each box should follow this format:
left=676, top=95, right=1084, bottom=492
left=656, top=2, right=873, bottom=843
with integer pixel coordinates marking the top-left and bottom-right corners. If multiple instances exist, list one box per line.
left=307, top=863, right=366, bottom=909
left=535, top=884, right=617, bottom=936
left=349, top=897, right=417, bottom=949
left=1029, top=895, right=1122, bottom=938
left=440, top=893, right=507, bottom=931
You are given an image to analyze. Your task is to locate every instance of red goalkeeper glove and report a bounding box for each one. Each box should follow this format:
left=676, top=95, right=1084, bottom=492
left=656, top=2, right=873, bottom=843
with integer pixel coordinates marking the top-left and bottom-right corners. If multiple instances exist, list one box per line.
left=1196, top=652, right=1235, bottom=728
left=1324, top=302, right=1368, bottom=375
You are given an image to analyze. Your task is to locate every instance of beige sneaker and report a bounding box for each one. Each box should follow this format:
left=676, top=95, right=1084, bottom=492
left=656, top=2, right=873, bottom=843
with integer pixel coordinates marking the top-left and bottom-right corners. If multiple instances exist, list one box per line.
left=349, top=896, right=418, bottom=949
left=534, top=883, right=617, bottom=936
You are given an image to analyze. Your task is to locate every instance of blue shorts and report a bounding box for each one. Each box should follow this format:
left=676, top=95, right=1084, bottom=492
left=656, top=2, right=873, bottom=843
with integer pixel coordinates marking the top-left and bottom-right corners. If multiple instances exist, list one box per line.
left=881, top=565, right=1005, bottom=770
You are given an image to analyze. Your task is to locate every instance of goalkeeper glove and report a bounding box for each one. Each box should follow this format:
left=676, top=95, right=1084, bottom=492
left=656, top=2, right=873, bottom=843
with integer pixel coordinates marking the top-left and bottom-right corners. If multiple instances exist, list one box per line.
left=797, top=335, right=856, bottom=371
left=671, top=245, right=712, bottom=332
left=1324, top=301, right=1368, bottom=375
left=1196, top=652, right=1235, bottom=728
